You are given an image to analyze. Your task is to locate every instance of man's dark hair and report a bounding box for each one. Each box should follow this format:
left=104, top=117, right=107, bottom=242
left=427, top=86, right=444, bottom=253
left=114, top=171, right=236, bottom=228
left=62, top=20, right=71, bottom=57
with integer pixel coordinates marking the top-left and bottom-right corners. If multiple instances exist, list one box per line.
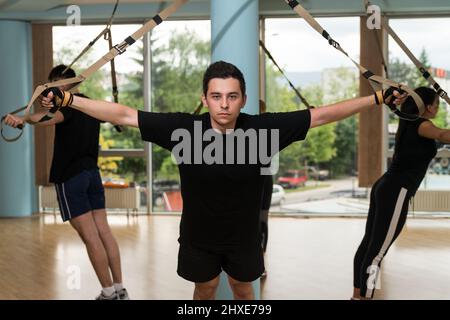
left=48, top=64, right=76, bottom=81
left=202, top=61, right=246, bottom=96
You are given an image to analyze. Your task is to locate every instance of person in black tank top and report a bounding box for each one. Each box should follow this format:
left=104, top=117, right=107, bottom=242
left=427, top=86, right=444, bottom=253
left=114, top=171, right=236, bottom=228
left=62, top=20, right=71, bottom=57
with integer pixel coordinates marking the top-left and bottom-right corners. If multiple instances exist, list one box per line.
left=352, top=87, right=443, bottom=300
left=3, top=65, right=128, bottom=300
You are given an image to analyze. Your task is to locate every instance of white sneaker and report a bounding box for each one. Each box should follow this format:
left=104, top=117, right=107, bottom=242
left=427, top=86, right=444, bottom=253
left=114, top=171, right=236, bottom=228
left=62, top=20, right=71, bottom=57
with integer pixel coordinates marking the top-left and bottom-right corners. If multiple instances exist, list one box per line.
left=95, top=291, right=119, bottom=300
left=117, top=288, right=130, bottom=300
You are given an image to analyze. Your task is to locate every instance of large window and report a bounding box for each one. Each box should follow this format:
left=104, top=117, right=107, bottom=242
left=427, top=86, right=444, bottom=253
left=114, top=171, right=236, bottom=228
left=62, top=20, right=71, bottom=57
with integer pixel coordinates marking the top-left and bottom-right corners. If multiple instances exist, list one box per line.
left=388, top=18, right=450, bottom=215
left=53, top=21, right=211, bottom=214
left=53, top=24, right=146, bottom=212
left=149, top=20, right=211, bottom=213
left=263, top=17, right=362, bottom=215
left=50, top=16, right=450, bottom=217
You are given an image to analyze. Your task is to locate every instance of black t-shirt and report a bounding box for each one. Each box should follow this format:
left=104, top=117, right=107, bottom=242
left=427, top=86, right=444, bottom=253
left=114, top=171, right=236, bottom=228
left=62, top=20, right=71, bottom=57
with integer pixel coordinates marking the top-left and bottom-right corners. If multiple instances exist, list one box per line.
left=388, top=118, right=437, bottom=193
left=138, top=110, right=311, bottom=249
left=261, top=175, right=274, bottom=211
left=49, top=94, right=101, bottom=183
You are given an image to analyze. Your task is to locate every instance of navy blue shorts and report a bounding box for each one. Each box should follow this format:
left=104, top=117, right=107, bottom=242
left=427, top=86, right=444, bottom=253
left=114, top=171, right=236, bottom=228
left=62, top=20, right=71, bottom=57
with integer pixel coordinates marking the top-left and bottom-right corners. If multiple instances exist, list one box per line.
left=177, top=243, right=264, bottom=283
left=54, top=169, right=105, bottom=222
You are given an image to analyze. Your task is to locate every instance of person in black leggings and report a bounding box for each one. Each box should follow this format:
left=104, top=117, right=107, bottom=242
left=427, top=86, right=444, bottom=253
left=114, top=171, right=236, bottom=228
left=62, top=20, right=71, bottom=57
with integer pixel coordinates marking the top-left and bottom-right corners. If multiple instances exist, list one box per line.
left=352, top=87, right=448, bottom=299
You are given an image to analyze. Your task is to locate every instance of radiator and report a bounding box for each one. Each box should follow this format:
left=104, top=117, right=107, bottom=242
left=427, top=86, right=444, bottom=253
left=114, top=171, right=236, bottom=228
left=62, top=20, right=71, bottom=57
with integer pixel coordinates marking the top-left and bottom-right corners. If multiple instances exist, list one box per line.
left=39, top=185, right=141, bottom=212
left=104, top=187, right=141, bottom=210
left=410, top=190, right=450, bottom=212
left=40, top=186, right=59, bottom=209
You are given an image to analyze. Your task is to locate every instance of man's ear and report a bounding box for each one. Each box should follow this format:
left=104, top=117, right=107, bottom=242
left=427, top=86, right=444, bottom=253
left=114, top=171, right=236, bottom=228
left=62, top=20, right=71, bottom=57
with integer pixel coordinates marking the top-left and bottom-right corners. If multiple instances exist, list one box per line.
left=240, top=95, right=247, bottom=109
left=201, top=94, right=208, bottom=108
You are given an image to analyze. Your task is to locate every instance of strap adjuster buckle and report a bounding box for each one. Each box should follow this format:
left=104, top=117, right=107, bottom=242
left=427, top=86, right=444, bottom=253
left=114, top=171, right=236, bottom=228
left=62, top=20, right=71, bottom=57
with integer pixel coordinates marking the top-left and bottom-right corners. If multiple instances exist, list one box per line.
left=113, top=43, right=127, bottom=55
left=437, top=89, right=447, bottom=98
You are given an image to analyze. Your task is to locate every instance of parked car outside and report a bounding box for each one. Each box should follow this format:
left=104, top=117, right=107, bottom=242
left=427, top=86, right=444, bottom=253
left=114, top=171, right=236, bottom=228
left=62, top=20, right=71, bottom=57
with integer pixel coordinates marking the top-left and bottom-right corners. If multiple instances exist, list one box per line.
left=277, top=170, right=307, bottom=189
left=306, top=166, right=330, bottom=181
left=270, top=184, right=285, bottom=206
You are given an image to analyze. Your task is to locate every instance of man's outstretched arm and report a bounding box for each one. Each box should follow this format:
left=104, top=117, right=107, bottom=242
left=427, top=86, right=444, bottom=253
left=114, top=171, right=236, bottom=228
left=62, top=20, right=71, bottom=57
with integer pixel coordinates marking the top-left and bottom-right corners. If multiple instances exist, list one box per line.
left=310, top=89, right=406, bottom=128
left=42, top=90, right=139, bottom=128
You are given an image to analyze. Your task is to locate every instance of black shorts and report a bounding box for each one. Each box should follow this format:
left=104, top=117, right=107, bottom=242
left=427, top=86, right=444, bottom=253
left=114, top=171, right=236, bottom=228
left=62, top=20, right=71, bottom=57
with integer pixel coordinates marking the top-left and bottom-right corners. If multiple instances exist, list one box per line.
left=177, top=243, right=264, bottom=283
left=54, top=169, right=105, bottom=222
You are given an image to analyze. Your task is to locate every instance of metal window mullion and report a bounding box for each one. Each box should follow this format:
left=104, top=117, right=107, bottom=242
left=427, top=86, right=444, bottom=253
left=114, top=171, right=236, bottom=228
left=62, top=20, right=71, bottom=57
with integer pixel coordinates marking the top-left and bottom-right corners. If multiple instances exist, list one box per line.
left=143, top=29, right=153, bottom=215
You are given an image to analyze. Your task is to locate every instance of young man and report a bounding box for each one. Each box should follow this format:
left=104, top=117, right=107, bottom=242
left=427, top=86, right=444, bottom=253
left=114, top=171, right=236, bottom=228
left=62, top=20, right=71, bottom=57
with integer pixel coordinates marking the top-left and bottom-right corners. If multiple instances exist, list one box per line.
left=40, top=61, right=406, bottom=300
left=4, top=65, right=129, bottom=300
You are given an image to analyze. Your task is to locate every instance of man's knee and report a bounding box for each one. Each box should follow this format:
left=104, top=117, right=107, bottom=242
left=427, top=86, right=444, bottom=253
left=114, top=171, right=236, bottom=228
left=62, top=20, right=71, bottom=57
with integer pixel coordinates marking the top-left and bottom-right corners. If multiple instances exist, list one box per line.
left=194, top=276, right=220, bottom=300
left=228, top=277, right=254, bottom=300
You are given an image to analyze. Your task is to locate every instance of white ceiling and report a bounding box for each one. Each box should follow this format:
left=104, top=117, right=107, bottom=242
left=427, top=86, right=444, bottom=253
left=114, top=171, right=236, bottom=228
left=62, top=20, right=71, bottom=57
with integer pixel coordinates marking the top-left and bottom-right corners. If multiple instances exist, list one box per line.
left=2, top=0, right=450, bottom=21
left=0, top=0, right=204, bottom=12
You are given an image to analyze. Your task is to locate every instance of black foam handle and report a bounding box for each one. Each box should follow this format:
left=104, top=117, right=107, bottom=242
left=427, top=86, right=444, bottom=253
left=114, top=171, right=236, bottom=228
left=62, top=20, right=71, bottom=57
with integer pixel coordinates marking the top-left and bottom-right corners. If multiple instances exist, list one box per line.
left=1, top=115, right=24, bottom=130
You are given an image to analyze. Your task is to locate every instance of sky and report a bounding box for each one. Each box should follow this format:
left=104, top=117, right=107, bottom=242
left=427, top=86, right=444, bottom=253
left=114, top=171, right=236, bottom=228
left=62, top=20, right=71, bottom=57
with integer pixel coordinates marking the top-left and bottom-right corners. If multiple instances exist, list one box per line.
left=264, top=17, right=450, bottom=72
left=53, top=17, right=450, bottom=75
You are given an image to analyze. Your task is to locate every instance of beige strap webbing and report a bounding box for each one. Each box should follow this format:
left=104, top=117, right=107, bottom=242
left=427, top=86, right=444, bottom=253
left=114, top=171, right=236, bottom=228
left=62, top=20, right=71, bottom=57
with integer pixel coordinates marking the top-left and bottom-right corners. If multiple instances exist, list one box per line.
left=62, top=0, right=119, bottom=75
left=364, top=0, right=449, bottom=105
left=259, top=39, right=312, bottom=109
left=18, top=0, right=187, bottom=126
left=105, top=28, right=123, bottom=132
left=285, top=0, right=425, bottom=120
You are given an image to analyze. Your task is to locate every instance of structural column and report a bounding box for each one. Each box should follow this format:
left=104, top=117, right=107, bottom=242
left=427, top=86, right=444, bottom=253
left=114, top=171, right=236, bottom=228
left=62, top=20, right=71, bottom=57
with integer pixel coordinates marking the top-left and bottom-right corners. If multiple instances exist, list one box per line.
left=0, top=21, right=36, bottom=217
left=358, top=17, right=387, bottom=187
left=211, top=0, right=259, bottom=114
left=32, top=24, right=54, bottom=187
left=210, top=0, right=260, bottom=299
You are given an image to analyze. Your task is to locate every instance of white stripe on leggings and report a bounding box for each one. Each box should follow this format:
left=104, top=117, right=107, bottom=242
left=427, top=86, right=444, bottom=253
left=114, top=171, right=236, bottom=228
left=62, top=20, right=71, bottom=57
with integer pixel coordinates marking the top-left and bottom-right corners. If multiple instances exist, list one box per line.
left=365, top=187, right=408, bottom=298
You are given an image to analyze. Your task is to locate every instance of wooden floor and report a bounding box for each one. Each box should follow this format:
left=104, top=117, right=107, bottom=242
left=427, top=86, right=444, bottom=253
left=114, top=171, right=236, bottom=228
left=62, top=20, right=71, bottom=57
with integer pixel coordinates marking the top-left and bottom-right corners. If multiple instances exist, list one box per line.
left=0, top=214, right=449, bottom=300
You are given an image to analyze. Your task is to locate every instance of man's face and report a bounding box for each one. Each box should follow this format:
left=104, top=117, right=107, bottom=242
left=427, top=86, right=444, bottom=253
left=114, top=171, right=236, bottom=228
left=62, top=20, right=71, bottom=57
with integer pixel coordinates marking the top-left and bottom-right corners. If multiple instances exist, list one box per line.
left=202, top=77, right=246, bottom=131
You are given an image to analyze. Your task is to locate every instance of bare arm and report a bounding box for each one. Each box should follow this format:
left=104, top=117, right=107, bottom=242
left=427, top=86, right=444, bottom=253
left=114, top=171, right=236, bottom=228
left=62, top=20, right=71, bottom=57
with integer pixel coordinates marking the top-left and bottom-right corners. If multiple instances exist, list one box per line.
left=28, top=110, right=64, bottom=126
left=4, top=111, right=64, bottom=128
left=309, top=90, right=407, bottom=128
left=42, top=92, right=138, bottom=128
left=418, top=120, right=450, bottom=143
left=310, top=95, right=375, bottom=128
left=71, top=95, right=138, bottom=128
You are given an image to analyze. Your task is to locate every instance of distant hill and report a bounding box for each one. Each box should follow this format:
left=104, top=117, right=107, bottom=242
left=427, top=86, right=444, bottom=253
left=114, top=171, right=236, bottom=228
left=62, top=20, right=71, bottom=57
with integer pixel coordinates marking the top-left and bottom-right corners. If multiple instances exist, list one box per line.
left=275, top=71, right=322, bottom=88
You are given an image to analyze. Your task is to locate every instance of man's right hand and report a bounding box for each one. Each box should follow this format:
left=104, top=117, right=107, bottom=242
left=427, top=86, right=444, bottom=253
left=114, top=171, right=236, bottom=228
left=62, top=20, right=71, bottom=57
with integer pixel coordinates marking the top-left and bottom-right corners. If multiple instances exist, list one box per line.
left=41, top=87, right=73, bottom=110
left=3, top=114, right=24, bottom=128
left=374, top=87, right=408, bottom=109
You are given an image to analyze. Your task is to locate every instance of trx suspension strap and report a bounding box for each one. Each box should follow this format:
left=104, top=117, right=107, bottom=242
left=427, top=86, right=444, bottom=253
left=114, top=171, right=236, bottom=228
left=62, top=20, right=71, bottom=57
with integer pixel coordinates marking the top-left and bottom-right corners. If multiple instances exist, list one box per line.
left=193, top=102, right=203, bottom=115
left=364, top=1, right=389, bottom=78
left=259, top=39, right=312, bottom=109
left=65, top=0, right=122, bottom=132
left=1, top=1, right=122, bottom=142
left=105, top=28, right=123, bottom=132
left=63, top=0, right=119, bottom=74
left=0, top=106, right=26, bottom=142
left=284, top=0, right=425, bottom=121
left=365, top=0, right=450, bottom=105
left=1, top=0, right=187, bottom=142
